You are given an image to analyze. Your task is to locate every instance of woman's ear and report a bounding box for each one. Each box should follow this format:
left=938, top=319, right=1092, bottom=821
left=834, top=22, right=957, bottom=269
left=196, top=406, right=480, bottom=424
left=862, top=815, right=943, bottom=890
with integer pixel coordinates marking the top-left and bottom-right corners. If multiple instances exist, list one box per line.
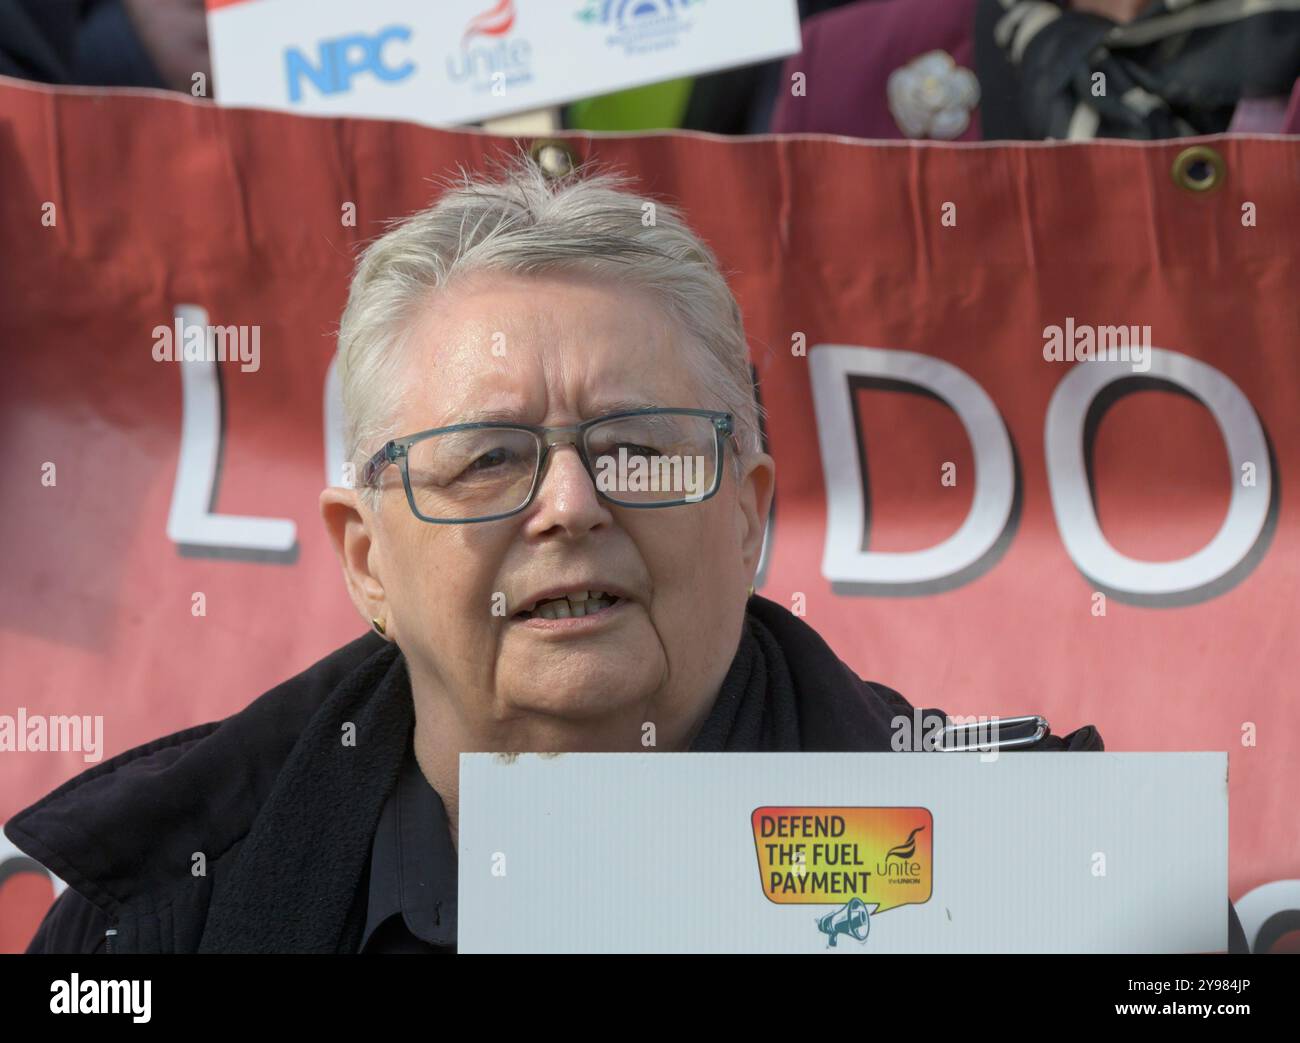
left=319, top=486, right=389, bottom=628
left=736, top=452, right=776, bottom=578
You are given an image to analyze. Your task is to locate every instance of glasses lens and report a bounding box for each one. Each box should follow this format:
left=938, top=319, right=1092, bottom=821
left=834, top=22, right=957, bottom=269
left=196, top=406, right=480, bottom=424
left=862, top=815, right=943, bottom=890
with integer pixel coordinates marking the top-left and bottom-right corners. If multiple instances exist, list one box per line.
left=585, top=412, right=720, bottom=505
left=404, top=428, right=539, bottom=520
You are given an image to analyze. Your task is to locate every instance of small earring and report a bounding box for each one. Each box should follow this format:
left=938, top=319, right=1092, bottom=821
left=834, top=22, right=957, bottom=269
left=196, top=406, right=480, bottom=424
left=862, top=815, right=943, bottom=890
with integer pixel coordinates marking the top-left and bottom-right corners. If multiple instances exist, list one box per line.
left=371, top=617, right=387, bottom=637
left=747, top=584, right=755, bottom=597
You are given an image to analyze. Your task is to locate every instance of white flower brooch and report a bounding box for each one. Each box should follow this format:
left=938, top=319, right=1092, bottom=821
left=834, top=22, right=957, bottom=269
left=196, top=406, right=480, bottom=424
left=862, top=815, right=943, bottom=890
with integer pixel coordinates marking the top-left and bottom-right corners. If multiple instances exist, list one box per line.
left=887, top=50, right=981, bottom=140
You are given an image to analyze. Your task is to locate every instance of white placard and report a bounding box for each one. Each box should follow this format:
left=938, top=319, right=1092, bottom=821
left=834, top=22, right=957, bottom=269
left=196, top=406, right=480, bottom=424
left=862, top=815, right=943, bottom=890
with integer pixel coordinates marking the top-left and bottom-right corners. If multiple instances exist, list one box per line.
left=459, top=752, right=1229, bottom=953
left=206, top=0, right=801, bottom=125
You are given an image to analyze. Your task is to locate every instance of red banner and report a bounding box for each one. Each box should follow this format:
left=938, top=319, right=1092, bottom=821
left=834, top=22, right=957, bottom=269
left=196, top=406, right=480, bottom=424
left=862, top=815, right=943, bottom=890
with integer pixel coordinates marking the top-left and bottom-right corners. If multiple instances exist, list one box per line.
left=1, top=76, right=1297, bottom=951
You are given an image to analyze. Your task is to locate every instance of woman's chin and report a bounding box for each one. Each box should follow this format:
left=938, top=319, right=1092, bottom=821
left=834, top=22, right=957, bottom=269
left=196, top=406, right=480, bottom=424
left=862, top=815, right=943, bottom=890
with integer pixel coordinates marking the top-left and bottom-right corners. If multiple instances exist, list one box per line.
left=503, top=666, right=655, bottom=721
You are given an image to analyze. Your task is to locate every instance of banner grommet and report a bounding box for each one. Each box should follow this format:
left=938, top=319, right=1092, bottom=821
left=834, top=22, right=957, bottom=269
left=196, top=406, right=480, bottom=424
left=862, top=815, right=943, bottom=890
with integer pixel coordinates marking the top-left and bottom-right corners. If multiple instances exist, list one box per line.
left=529, top=139, right=579, bottom=180
left=1171, top=145, right=1226, bottom=194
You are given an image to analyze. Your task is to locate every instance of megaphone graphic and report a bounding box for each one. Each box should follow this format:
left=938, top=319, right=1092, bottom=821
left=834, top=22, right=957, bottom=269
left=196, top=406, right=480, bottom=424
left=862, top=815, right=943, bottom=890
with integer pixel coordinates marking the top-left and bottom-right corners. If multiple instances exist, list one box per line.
left=817, top=897, right=871, bottom=947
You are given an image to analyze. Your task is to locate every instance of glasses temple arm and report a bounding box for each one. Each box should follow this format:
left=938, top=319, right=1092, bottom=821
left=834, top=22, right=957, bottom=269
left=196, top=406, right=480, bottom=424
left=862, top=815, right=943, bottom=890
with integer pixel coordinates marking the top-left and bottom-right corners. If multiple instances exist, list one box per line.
left=359, top=444, right=395, bottom=488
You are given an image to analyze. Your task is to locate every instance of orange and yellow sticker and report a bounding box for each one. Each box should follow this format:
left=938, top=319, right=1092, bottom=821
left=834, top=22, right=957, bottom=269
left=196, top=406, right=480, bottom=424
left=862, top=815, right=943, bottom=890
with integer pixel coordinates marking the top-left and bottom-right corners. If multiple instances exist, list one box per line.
left=751, top=806, right=933, bottom=913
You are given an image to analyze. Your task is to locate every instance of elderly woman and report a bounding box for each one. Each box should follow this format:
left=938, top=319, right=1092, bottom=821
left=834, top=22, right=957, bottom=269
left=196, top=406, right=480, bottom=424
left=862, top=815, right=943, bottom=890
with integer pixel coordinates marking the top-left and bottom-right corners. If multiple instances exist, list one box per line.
left=8, top=155, right=1115, bottom=956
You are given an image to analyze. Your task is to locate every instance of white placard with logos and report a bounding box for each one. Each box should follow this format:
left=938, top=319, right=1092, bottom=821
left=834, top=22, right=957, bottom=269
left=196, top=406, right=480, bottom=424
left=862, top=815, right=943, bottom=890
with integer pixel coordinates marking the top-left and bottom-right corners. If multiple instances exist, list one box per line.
left=205, top=0, right=801, bottom=125
left=458, top=752, right=1229, bottom=953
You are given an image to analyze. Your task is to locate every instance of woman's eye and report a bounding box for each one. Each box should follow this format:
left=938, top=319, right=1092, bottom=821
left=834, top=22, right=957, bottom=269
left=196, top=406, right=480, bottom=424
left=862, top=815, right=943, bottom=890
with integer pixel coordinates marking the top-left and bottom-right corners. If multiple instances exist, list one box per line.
left=618, top=442, right=660, bottom=458
left=468, top=448, right=511, bottom=472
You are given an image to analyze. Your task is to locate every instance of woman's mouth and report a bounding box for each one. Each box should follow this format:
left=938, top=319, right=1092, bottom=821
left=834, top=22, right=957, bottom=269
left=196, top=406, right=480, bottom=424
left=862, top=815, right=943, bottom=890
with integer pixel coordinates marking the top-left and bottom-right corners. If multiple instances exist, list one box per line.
left=515, top=591, right=621, bottom=622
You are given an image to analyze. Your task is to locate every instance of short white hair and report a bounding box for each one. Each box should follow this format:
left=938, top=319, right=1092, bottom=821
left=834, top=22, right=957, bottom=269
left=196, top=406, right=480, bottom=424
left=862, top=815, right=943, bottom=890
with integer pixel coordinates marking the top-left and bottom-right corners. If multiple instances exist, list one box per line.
left=337, top=153, right=765, bottom=508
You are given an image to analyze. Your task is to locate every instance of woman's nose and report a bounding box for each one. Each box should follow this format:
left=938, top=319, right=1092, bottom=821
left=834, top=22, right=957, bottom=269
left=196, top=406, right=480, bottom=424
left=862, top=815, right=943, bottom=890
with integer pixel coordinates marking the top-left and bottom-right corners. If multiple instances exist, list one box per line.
left=527, top=443, right=608, bottom=532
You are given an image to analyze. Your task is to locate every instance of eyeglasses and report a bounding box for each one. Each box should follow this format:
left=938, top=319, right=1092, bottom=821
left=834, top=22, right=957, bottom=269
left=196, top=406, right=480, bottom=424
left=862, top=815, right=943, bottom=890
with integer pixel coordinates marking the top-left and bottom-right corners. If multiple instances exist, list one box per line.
left=360, top=407, right=737, bottom=524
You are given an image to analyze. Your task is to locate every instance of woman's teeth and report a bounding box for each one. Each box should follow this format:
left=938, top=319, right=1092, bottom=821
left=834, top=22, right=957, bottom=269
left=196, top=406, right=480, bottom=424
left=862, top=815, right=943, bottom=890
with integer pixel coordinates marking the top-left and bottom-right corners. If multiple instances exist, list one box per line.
left=523, top=591, right=618, bottom=620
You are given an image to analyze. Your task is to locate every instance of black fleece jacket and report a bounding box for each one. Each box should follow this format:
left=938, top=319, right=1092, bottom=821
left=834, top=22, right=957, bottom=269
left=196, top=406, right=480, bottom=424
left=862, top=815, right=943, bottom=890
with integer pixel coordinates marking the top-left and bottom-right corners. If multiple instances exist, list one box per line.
left=5, top=594, right=1244, bottom=953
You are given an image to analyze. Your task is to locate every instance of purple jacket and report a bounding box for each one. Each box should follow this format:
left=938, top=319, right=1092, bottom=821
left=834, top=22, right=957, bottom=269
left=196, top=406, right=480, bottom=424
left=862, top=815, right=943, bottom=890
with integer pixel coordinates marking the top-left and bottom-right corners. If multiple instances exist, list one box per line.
left=772, top=0, right=982, bottom=141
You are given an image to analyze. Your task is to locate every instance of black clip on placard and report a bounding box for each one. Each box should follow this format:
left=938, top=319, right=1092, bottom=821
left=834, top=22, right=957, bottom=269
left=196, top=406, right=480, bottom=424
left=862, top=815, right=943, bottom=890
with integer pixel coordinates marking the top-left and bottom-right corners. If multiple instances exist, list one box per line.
left=939, top=714, right=1049, bottom=752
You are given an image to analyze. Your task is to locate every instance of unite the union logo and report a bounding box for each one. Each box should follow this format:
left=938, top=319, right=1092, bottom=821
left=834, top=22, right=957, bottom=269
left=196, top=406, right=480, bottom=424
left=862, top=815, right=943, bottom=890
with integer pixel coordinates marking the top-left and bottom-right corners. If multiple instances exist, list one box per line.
left=448, top=0, right=534, bottom=95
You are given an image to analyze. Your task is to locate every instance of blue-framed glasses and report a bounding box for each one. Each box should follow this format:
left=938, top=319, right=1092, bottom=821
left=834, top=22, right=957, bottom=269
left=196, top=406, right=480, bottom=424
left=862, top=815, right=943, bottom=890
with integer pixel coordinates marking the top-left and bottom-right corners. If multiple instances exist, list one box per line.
left=360, top=407, right=737, bottom=523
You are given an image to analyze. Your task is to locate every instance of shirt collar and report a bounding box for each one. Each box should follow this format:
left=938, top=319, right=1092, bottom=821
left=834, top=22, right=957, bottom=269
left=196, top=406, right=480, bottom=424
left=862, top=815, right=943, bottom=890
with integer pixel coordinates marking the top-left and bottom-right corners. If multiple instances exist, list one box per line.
left=360, top=738, right=458, bottom=950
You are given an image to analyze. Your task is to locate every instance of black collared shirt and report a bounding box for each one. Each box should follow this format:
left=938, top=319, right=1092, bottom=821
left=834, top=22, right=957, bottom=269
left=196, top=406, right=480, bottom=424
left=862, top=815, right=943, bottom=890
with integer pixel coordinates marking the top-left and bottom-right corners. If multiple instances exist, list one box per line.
left=358, top=739, right=458, bottom=953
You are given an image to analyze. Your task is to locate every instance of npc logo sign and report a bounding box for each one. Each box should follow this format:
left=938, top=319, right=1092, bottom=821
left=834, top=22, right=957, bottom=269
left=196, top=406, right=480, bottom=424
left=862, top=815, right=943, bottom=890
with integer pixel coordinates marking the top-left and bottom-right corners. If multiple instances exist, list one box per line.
left=284, top=25, right=416, bottom=104
left=752, top=807, right=933, bottom=947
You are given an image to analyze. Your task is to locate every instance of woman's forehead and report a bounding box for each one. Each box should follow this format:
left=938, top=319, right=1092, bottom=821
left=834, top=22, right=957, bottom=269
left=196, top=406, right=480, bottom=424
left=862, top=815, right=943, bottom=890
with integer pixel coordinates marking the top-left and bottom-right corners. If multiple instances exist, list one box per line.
left=396, top=276, right=700, bottom=424
left=417, top=270, right=670, bottom=341
left=400, top=369, right=701, bottom=430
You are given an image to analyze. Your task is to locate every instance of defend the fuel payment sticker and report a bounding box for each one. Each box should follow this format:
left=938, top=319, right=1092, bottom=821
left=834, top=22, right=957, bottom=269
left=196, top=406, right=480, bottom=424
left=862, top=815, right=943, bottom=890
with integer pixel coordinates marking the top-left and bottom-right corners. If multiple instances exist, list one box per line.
left=751, top=807, right=933, bottom=947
